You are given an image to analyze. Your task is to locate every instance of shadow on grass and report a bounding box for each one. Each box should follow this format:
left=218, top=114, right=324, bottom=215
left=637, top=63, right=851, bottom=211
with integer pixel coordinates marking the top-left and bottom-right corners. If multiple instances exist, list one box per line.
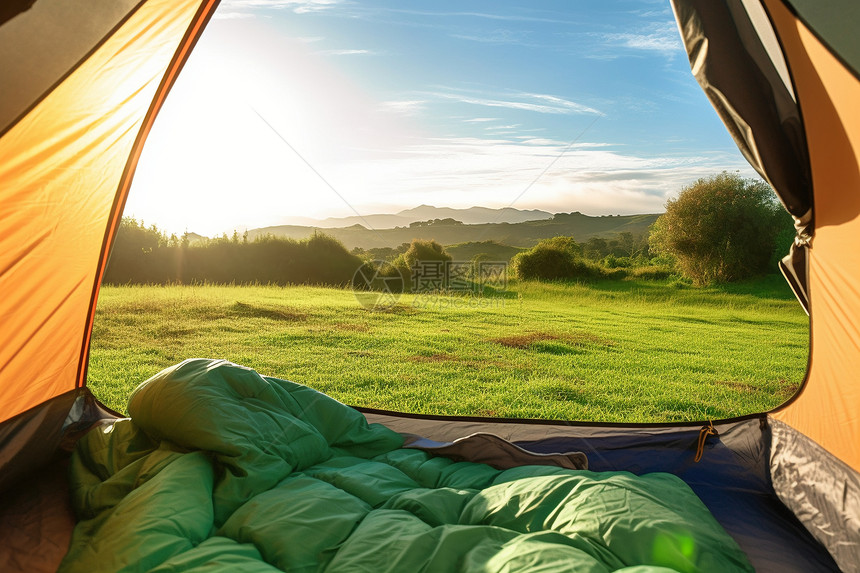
left=597, top=273, right=792, bottom=296
left=491, top=331, right=616, bottom=352
left=707, top=274, right=798, bottom=300
left=672, top=316, right=717, bottom=325
left=519, top=273, right=802, bottom=310
left=531, top=341, right=582, bottom=355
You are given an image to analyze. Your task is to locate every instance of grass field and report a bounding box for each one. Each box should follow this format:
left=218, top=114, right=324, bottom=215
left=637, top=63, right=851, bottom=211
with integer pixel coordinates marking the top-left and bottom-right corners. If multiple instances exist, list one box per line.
left=87, top=275, right=808, bottom=423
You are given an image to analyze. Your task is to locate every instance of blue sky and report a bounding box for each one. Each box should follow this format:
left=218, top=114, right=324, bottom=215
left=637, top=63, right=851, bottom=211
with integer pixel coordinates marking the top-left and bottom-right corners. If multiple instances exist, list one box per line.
left=127, top=0, right=757, bottom=236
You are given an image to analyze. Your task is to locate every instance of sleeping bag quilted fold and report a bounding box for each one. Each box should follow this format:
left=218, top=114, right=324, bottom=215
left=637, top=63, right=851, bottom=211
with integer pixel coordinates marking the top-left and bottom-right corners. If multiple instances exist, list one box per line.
left=59, top=359, right=753, bottom=572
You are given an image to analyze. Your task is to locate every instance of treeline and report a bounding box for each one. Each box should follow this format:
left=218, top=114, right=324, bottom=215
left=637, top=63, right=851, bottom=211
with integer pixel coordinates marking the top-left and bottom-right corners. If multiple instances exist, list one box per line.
left=351, top=233, right=654, bottom=267
left=104, top=221, right=470, bottom=291
left=103, top=219, right=363, bottom=286
left=107, top=174, right=793, bottom=289
left=408, top=218, right=464, bottom=228
left=351, top=243, right=410, bottom=262
left=580, top=232, right=653, bottom=267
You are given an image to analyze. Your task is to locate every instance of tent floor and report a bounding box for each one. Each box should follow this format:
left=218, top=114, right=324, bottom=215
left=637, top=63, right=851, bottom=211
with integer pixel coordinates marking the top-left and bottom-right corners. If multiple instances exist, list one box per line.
left=0, top=460, right=75, bottom=573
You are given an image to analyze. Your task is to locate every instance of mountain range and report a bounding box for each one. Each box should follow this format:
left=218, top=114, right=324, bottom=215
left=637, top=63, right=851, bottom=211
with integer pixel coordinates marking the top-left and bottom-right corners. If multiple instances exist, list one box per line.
left=246, top=207, right=660, bottom=251
left=276, top=205, right=554, bottom=229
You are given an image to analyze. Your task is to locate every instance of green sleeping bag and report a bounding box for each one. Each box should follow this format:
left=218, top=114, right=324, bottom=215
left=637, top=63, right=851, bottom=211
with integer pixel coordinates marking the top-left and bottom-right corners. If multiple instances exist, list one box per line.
left=59, top=359, right=753, bottom=572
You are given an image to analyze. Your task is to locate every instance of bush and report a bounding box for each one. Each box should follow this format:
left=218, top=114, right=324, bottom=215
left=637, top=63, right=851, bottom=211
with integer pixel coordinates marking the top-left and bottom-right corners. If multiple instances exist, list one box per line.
left=301, top=233, right=367, bottom=285
left=391, top=239, right=452, bottom=292
left=401, top=239, right=451, bottom=268
left=649, top=172, right=791, bottom=285
left=603, top=267, right=627, bottom=280
left=603, top=254, right=632, bottom=268
left=512, top=236, right=602, bottom=281
left=536, top=236, right=582, bottom=257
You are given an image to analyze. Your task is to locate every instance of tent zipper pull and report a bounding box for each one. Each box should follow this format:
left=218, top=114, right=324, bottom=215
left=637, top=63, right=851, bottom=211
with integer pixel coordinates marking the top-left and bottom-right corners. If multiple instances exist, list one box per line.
left=694, top=421, right=718, bottom=463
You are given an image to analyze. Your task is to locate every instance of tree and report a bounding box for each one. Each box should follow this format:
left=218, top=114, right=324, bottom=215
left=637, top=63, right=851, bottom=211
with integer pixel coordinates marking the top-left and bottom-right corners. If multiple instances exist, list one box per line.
left=583, top=236, right=608, bottom=261
left=397, top=239, right=452, bottom=269
left=649, top=172, right=790, bottom=285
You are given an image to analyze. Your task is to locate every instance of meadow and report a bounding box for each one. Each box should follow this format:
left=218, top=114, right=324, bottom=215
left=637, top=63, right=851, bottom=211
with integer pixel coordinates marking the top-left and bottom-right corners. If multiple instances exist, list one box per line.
left=87, top=275, right=808, bottom=423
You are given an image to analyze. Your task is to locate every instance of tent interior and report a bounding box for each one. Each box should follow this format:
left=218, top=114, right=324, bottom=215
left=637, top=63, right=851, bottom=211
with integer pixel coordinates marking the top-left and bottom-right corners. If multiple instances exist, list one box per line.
left=1, top=0, right=859, bottom=571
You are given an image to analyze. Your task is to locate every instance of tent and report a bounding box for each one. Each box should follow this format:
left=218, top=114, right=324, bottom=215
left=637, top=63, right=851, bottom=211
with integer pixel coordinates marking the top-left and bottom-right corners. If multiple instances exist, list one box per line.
left=0, top=0, right=857, bottom=570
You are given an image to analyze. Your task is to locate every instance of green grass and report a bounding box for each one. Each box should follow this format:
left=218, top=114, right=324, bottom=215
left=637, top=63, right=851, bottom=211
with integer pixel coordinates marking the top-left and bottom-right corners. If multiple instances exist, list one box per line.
left=87, top=274, right=808, bottom=423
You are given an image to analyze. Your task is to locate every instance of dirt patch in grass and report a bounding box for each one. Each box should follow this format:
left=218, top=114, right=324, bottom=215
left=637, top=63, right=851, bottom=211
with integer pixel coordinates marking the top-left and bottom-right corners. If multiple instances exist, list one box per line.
left=492, top=332, right=555, bottom=349
left=777, top=379, right=802, bottom=400
left=230, top=302, right=307, bottom=322
left=366, top=304, right=418, bottom=315
left=347, top=350, right=373, bottom=357
left=491, top=331, right=614, bottom=350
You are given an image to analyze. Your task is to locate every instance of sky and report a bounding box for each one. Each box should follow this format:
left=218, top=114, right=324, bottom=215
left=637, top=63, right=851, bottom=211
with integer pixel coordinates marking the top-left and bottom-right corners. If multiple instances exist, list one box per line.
left=126, top=0, right=759, bottom=236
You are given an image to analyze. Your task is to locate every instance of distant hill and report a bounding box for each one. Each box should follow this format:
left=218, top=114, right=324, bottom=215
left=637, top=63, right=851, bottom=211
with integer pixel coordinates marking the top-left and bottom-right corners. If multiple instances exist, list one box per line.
left=278, top=205, right=554, bottom=229
left=246, top=211, right=660, bottom=250
left=396, top=205, right=553, bottom=225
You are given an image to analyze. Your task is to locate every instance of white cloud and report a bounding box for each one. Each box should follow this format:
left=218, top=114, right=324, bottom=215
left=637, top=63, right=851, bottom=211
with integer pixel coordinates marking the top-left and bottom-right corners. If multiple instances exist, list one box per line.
left=429, top=90, right=603, bottom=116
left=612, top=32, right=679, bottom=52
left=217, top=0, right=339, bottom=16
left=318, top=49, right=376, bottom=56
left=380, top=9, right=580, bottom=26
left=380, top=100, right=426, bottom=116
left=602, top=22, right=683, bottom=56
left=518, top=137, right=564, bottom=146
left=519, top=92, right=606, bottom=115
left=450, top=29, right=534, bottom=45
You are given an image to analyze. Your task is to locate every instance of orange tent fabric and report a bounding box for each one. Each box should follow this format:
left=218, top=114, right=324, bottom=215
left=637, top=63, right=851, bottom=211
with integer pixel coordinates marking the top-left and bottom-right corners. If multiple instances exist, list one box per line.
left=0, top=0, right=216, bottom=422
left=766, top=0, right=860, bottom=473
